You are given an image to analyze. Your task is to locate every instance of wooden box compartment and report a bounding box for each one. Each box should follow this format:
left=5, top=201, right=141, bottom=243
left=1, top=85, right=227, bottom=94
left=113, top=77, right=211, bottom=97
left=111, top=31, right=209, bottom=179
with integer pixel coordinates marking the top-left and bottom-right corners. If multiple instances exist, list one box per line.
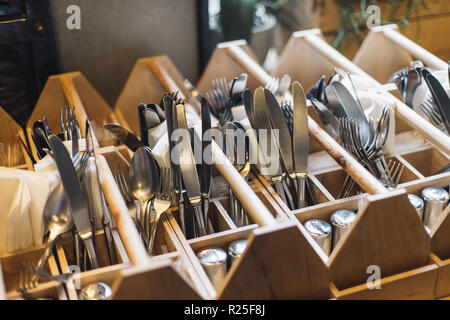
left=353, top=24, right=448, bottom=85
left=330, top=255, right=439, bottom=300
left=290, top=188, right=437, bottom=299
left=26, top=72, right=132, bottom=163
left=0, top=245, right=65, bottom=299
left=0, top=107, right=32, bottom=170
left=401, top=174, right=450, bottom=299
left=400, top=148, right=450, bottom=178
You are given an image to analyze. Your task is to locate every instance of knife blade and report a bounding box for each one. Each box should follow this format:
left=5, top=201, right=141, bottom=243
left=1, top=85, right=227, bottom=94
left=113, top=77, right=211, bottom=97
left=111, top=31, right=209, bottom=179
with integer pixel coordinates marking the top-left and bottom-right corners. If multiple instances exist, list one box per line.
left=422, top=68, right=450, bottom=135
left=48, top=135, right=99, bottom=268
left=201, top=98, right=212, bottom=233
left=243, top=89, right=256, bottom=129
left=292, top=81, right=309, bottom=208
left=331, top=82, right=371, bottom=144
left=253, top=87, right=290, bottom=206
left=175, top=104, right=206, bottom=236
left=264, top=88, right=294, bottom=175
left=104, top=123, right=145, bottom=152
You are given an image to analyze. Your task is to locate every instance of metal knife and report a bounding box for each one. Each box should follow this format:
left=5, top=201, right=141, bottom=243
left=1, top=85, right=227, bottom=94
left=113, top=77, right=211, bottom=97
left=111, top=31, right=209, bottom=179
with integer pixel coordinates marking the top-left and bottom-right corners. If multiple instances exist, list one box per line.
left=104, top=123, right=145, bottom=152
left=201, top=98, right=212, bottom=233
left=48, top=135, right=99, bottom=268
left=310, top=98, right=339, bottom=138
left=253, top=87, right=289, bottom=206
left=332, top=82, right=371, bottom=144
left=422, top=68, right=450, bottom=135
left=264, top=88, right=296, bottom=209
left=164, top=95, right=186, bottom=235
left=292, top=81, right=309, bottom=209
left=175, top=104, right=207, bottom=236
left=243, top=89, right=256, bottom=129
left=230, top=73, right=248, bottom=106
left=86, top=122, right=116, bottom=264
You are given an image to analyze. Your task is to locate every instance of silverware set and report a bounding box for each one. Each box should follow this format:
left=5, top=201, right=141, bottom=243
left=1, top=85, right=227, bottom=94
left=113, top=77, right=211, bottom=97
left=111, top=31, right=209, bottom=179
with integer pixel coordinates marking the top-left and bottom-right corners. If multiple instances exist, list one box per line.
left=308, top=72, right=405, bottom=197
left=390, top=60, right=450, bottom=135
left=21, top=116, right=118, bottom=295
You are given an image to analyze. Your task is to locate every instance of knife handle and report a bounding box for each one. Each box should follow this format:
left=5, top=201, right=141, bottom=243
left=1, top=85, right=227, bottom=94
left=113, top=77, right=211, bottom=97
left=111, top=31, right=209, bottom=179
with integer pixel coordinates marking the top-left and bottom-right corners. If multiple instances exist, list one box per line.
left=193, top=205, right=207, bottom=237
left=83, top=238, right=99, bottom=269
left=296, top=176, right=306, bottom=209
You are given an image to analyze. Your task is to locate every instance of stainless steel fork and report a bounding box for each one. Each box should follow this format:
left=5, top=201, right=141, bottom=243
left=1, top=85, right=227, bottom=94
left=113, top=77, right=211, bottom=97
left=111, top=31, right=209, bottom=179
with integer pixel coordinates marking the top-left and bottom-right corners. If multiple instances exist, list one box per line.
left=206, top=78, right=233, bottom=124
left=148, top=167, right=172, bottom=255
left=60, top=106, right=81, bottom=140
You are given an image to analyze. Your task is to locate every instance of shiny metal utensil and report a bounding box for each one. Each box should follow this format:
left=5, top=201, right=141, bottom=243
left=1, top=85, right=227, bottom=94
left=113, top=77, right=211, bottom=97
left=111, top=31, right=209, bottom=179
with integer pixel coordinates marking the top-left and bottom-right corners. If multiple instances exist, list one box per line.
left=422, top=187, right=449, bottom=229
left=104, top=123, right=145, bottom=152
left=230, top=73, right=248, bottom=106
left=292, top=81, right=310, bottom=209
left=163, top=95, right=187, bottom=236
left=304, top=219, right=332, bottom=255
left=408, top=194, right=424, bottom=219
left=253, top=87, right=290, bottom=207
left=176, top=104, right=207, bottom=237
left=331, top=210, right=356, bottom=249
left=422, top=69, right=450, bottom=135
left=206, top=77, right=233, bottom=124
left=228, top=239, right=248, bottom=265
left=115, top=172, right=148, bottom=247
left=197, top=247, right=227, bottom=289
left=48, top=135, right=99, bottom=269
left=79, top=282, right=112, bottom=300
left=32, top=183, right=73, bottom=283
left=148, top=167, right=172, bottom=255
left=129, top=146, right=160, bottom=244
left=201, top=98, right=213, bottom=234
left=310, top=98, right=339, bottom=138
left=243, top=89, right=256, bottom=129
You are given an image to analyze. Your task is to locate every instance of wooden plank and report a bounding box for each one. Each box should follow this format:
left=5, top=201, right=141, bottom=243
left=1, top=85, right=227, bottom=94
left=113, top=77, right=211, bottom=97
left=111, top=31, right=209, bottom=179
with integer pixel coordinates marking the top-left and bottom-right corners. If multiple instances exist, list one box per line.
left=329, top=190, right=431, bottom=289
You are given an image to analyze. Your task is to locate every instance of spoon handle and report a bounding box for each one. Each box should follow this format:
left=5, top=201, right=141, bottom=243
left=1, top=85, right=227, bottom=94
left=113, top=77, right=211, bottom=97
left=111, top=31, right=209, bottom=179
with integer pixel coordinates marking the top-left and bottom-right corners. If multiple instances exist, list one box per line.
left=33, top=236, right=56, bottom=283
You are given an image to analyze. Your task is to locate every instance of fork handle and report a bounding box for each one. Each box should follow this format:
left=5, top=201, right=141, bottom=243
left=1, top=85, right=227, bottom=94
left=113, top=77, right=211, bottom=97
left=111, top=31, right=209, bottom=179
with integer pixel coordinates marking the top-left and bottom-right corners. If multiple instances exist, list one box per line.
left=147, top=213, right=161, bottom=256
left=33, top=236, right=56, bottom=283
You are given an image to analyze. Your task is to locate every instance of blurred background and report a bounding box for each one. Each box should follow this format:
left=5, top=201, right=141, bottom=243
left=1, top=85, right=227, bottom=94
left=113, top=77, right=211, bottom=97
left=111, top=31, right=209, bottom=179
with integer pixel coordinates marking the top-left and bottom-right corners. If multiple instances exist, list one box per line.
left=1, top=0, right=449, bottom=126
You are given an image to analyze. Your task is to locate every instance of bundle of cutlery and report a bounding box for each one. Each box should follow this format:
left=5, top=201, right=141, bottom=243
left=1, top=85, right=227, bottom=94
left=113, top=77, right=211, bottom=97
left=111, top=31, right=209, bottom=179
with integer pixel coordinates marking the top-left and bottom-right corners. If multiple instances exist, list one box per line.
left=390, top=61, right=450, bottom=135
left=307, top=71, right=404, bottom=197
left=23, top=117, right=118, bottom=292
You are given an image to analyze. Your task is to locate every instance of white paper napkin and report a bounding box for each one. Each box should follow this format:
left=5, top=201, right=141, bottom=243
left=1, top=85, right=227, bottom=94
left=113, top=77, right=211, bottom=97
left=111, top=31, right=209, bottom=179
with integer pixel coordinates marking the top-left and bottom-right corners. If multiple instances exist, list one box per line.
left=0, top=167, right=54, bottom=253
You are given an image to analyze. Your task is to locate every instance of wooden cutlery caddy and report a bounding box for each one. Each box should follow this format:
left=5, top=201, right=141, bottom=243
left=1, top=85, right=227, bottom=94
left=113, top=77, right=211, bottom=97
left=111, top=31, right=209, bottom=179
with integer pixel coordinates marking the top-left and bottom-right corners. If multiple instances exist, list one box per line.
left=1, top=26, right=449, bottom=300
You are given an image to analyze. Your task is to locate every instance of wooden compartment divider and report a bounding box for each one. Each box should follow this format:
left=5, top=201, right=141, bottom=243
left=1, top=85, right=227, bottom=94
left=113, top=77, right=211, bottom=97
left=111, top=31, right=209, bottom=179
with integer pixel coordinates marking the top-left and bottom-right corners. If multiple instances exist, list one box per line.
left=353, top=24, right=448, bottom=83
left=26, top=72, right=132, bottom=163
left=0, top=107, right=33, bottom=170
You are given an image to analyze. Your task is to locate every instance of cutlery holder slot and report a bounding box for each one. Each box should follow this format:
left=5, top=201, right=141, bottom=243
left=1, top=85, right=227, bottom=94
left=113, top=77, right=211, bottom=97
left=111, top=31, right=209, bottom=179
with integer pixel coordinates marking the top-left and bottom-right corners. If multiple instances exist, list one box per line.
left=330, top=255, right=439, bottom=300
left=6, top=281, right=67, bottom=300
left=0, top=245, right=61, bottom=294
left=400, top=148, right=450, bottom=178
left=59, top=230, right=129, bottom=270
left=313, top=169, right=365, bottom=199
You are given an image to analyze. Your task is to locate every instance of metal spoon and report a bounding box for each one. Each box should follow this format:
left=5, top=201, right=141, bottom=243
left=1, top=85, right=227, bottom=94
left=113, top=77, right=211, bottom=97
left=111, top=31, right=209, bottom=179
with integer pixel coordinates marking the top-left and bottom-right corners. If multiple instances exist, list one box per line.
left=33, top=183, right=73, bottom=283
left=129, top=147, right=160, bottom=246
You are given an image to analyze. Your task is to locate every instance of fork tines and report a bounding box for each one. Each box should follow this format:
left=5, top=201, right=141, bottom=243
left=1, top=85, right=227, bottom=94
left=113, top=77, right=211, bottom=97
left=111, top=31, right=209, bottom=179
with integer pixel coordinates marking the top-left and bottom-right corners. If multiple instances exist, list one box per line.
left=384, top=159, right=404, bottom=189
left=60, top=106, right=81, bottom=141
left=206, top=78, right=233, bottom=124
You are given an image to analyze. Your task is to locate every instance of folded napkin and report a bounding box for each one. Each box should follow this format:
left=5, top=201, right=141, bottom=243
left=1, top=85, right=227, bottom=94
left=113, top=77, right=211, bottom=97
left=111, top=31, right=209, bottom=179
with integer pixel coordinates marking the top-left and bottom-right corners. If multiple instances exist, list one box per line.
left=0, top=166, right=55, bottom=253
